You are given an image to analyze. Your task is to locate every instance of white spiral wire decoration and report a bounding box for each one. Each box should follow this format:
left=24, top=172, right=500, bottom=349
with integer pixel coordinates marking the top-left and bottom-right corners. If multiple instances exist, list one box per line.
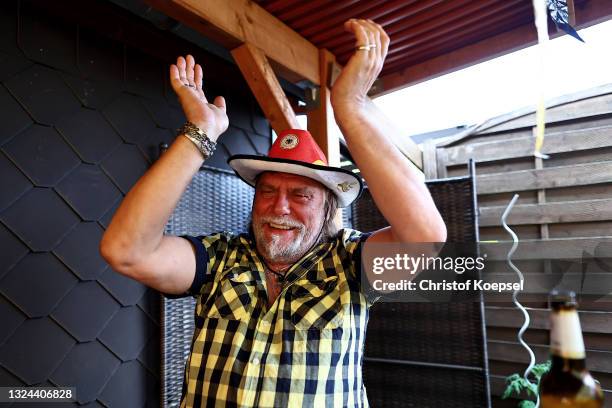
left=501, top=194, right=540, bottom=407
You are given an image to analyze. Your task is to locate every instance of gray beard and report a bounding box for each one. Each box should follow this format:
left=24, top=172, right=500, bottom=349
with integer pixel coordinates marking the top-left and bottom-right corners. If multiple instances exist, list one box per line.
left=252, top=216, right=322, bottom=264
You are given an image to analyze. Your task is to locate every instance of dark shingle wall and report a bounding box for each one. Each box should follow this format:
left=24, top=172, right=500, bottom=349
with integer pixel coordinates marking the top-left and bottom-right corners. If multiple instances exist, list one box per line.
left=0, top=0, right=270, bottom=406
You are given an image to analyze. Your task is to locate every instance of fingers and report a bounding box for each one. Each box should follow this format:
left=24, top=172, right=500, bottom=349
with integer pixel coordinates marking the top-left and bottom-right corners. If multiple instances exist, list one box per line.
left=213, top=96, right=226, bottom=112
left=367, top=19, right=390, bottom=60
left=194, top=63, right=207, bottom=103
left=186, top=55, right=196, bottom=87
left=176, top=56, right=187, bottom=85
left=346, top=19, right=389, bottom=73
left=169, top=64, right=183, bottom=92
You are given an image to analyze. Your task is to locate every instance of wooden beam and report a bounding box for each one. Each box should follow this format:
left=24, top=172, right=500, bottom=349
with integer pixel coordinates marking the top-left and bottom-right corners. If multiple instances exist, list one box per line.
left=231, top=43, right=299, bottom=134
left=306, top=49, right=343, bottom=227
left=372, top=0, right=612, bottom=96
left=142, top=0, right=320, bottom=85
left=307, top=49, right=341, bottom=166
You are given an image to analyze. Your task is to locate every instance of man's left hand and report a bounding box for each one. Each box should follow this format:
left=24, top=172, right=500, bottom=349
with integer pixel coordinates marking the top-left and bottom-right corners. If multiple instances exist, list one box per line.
left=331, top=19, right=390, bottom=112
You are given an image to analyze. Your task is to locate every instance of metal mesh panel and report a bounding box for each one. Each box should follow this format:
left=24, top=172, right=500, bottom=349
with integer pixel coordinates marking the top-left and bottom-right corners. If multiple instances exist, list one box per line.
left=162, top=168, right=254, bottom=407
left=352, top=173, right=491, bottom=407
left=363, top=360, right=487, bottom=408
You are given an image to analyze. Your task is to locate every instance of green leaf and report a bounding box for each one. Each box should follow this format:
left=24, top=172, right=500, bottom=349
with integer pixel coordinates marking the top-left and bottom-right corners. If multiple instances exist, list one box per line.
left=532, top=360, right=551, bottom=381
left=518, top=400, right=536, bottom=408
left=525, top=381, right=538, bottom=397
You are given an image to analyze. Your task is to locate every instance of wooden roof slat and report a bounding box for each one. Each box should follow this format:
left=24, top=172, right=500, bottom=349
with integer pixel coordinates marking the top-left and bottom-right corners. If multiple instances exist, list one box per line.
left=331, top=0, right=474, bottom=58
left=297, top=0, right=385, bottom=37
left=383, top=0, right=526, bottom=62
left=383, top=9, right=532, bottom=74
left=278, top=0, right=340, bottom=23
left=381, top=1, right=530, bottom=69
left=322, top=0, right=462, bottom=54
left=318, top=0, right=442, bottom=51
left=264, top=0, right=302, bottom=14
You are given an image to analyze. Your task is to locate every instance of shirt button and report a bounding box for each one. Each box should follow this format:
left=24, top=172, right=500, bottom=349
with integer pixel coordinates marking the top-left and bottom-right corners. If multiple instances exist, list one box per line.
left=252, top=357, right=260, bottom=365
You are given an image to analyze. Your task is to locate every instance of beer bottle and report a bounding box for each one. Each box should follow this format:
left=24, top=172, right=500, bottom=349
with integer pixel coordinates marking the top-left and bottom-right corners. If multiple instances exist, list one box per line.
left=539, top=290, right=604, bottom=407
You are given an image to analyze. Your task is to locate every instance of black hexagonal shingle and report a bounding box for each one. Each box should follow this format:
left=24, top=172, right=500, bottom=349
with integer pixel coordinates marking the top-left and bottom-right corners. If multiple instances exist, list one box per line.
left=77, top=28, right=123, bottom=83
left=0, top=188, right=80, bottom=251
left=51, top=281, right=119, bottom=342
left=204, top=143, right=232, bottom=171
left=140, top=97, right=184, bottom=130
left=220, top=126, right=258, bottom=156
left=0, top=317, right=75, bottom=385
left=62, top=74, right=121, bottom=110
left=0, top=252, right=78, bottom=318
left=99, top=360, right=149, bottom=408
left=4, top=65, right=80, bottom=125
left=0, top=364, right=25, bottom=388
left=0, top=50, right=32, bottom=81
left=137, top=289, right=160, bottom=325
left=0, top=296, right=26, bottom=345
left=125, top=48, right=164, bottom=99
left=137, top=327, right=160, bottom=377
left=98, top=267, right=147, bottom=307
left=0, top=152, right=32, bottom=213
left=2, top=124, right=80, bottom=187
left=250, top=134, right=271, bottom=155
left=50, top=341, right=120, bottom=404
left=56, top=108, right=123, bottom=164
left=98, top=305, right=153, bottom=361
left=0, top=223, right=28, bottom=279
left=53, top=222, right=109, bottom=280
left=102, top=93, right=157, bottom=145
left=56, top=164, right=122, bottom=221
left=100, top=144, right=149, bottom=194
left=251, top=108, right=270, bottom=137
left=0, top=1, right=20, bottom=57
left=19, top=5, right=77, bottom=74
left=226, top=92, right=255, bottom=133
left=98, top=197, right=121, bottom=229
left=139, top=126, right=175, bottom=163
left=0, top=84, right=33, bottom=146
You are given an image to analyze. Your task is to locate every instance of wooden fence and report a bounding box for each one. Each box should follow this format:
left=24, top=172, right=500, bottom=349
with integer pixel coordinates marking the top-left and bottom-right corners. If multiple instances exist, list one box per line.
left=424, top=83, right=612, bottom=407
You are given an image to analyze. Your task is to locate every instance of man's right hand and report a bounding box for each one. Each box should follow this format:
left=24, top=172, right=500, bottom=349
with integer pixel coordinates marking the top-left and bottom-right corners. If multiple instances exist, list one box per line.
left=170, top=55, right=229, bottom=142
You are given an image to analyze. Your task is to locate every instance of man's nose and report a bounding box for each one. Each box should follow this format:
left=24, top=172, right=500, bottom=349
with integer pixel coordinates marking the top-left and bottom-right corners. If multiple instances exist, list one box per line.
left=271, top=192, right=290, bottom=216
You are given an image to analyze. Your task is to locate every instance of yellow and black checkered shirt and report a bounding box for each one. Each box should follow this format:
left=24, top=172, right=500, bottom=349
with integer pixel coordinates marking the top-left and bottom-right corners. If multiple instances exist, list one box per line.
left=169, top=228, right=376, bottom=407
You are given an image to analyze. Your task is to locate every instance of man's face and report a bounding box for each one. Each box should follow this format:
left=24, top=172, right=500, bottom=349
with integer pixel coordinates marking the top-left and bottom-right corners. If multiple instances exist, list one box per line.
left=252, top=172, right=327, bottom=265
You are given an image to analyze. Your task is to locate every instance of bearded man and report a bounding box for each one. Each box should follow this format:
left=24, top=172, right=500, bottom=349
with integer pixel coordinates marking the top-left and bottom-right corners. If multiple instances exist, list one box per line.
left=100, top=18, right=446, bottom=408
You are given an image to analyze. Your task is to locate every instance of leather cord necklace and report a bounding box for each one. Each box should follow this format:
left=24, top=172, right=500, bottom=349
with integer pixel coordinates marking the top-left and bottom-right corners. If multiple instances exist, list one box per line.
left=263, top=261, right=289, bottom=282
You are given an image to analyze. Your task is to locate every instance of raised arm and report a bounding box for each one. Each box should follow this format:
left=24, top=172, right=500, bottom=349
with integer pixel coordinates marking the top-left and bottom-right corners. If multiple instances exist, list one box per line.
left=99, top=55, right=228, bottom=295
left=331, top=19, right=446, bottom=244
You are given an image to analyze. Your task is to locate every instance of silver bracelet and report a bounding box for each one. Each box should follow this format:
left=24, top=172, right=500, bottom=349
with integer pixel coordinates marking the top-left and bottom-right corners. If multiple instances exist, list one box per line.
left=177, top=122, right=217, bottom=159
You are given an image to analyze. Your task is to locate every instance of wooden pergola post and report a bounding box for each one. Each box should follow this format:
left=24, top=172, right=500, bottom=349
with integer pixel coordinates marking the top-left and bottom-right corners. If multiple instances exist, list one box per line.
left=307, top=49, right=341, bottom=167
left=231, top=43, right=300, bottom=135
left=307, top=49, right=344, bottom=226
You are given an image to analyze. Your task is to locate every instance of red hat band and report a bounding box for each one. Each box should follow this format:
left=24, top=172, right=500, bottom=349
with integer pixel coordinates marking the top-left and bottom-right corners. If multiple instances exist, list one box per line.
left=268, top=129, right=328, bottom=166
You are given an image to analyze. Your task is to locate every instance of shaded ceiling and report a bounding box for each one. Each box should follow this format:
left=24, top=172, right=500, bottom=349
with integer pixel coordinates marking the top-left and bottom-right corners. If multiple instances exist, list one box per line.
left=254, top=0, right=611, bottom=94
